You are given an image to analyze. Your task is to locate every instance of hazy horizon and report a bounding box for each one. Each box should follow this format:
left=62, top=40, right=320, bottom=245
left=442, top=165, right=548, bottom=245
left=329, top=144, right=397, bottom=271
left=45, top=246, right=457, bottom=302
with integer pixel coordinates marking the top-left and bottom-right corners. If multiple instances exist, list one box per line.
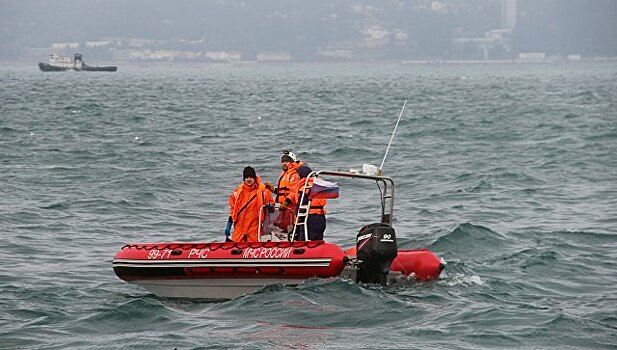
left=2, top=0, right=616, bottom=62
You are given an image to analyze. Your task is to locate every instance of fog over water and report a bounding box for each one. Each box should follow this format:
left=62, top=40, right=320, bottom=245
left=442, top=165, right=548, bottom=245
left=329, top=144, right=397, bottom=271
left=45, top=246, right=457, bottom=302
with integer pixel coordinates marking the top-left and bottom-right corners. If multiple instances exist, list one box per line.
left=1, top=0, right=616, bottom=62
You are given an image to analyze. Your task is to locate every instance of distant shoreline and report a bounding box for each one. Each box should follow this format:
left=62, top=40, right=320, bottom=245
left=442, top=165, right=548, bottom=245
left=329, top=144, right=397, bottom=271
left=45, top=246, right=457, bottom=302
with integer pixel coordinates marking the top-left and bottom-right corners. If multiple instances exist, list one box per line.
left=3, top=57, right=617, bottom=67
left=401, top=57, right=617, bottom=65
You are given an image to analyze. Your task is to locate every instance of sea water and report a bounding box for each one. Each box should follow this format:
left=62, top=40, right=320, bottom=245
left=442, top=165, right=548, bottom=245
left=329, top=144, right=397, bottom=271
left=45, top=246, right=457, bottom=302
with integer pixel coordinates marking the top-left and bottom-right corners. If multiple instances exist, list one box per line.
left=1, top=62, right=616, bottom=349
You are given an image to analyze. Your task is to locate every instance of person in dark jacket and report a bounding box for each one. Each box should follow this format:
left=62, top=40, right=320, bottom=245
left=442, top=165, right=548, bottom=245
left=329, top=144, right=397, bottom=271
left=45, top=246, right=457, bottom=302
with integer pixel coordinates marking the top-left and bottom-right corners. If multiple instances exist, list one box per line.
left=288, top=165, right=327, bottom=241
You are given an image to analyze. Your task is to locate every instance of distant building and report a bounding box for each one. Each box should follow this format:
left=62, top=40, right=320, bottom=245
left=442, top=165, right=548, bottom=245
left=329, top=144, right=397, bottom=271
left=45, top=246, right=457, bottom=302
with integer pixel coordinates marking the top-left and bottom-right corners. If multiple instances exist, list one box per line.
left=567, top=54, right=582, bottom=61
left=125, top=38, right=161, bottom=48
left=518, top=52, right=545, bottom=60
left=501, top=0, right=517, bottom=30
left=452, top=0, right=517, bottom=60
left=52, top=42, right=80, bottom=49
left=316, top=48, right=353, bottom=60
left=85, top=41, right=112, bottom=48
left=517, top=52, right=547, bottom=63
left=205, top=51, right=242, bottom=62
left=256, top=52, right=291, bottom=62
left=453, top=29, right=513, bottom=60
left=124, top=49, right=203, bottom=61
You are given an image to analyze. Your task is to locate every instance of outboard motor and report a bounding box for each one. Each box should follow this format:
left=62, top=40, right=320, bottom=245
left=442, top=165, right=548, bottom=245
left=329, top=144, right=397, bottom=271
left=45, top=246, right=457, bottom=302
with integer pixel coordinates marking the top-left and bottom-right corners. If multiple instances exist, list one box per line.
left=356, top=223, right=398, bottom=285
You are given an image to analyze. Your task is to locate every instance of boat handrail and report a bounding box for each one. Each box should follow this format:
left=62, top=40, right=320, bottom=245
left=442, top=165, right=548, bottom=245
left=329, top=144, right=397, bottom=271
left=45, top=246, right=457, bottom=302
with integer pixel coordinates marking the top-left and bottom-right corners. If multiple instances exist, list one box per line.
left=291, top=170, right=395, bottom=241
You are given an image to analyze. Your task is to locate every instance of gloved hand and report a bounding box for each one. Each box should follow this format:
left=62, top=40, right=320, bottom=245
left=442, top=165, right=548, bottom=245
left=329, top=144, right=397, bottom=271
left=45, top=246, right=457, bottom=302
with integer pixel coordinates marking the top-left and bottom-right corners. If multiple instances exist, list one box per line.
left=279, top=198, right=291, bottom=211
left=224, top=216, right=233, bottom=238
left=264, top=182, right=275, bottom=193
left=265, top=203, right=275, bottom=213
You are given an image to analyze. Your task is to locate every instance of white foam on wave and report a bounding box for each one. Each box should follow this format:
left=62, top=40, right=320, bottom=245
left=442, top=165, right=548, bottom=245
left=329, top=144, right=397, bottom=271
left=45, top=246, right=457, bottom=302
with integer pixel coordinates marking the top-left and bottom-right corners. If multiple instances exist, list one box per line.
left=444, top=273, right=485, bottom=287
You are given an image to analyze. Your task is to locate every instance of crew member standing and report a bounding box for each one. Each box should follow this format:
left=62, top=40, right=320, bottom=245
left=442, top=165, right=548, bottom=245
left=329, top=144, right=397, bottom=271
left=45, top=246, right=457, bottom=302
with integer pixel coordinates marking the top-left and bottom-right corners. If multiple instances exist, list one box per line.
left=275, top=150, right=303, bottom=206
left=288, top=165, right=327, bottom=241
left=225, top=166, right=275, bottom=242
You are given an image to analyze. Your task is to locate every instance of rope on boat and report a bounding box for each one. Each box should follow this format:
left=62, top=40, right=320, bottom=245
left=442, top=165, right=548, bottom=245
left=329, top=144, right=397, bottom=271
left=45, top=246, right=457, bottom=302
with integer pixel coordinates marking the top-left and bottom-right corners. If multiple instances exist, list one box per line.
left=121, top=240, right=324, bottom=251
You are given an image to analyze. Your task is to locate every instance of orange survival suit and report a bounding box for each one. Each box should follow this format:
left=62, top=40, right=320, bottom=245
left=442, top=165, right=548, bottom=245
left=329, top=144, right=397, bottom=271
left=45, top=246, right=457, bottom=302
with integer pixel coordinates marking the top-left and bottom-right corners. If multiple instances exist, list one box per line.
left=287, top=165, right=327, bottom=241
left=228, top=176, right=275, bottom=242
left=276, top=161, right=304, bottom=205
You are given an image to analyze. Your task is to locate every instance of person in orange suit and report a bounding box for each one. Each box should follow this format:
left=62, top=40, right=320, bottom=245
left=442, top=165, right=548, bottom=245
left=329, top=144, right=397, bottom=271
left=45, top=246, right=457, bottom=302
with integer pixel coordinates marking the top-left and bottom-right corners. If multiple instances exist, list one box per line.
left=287, top=165, right=327, bottom=241
left=274, top=150, right=303, bottom=206
left=226, top=166, right=275, bottom=242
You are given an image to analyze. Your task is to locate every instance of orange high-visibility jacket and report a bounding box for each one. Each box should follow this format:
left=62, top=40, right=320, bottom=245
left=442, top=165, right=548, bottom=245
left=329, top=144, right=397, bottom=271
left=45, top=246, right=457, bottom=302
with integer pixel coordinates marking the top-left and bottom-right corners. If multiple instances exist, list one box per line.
left=229, top=176, right=275, bottom=242
left=275, top=161, right=303, bottom=204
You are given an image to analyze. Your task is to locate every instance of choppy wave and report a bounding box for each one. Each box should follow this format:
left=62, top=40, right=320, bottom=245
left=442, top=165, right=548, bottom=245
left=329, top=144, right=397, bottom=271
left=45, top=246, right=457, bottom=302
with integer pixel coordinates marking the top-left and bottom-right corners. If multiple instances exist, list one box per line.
left=1, top=63, right=616, bottom=349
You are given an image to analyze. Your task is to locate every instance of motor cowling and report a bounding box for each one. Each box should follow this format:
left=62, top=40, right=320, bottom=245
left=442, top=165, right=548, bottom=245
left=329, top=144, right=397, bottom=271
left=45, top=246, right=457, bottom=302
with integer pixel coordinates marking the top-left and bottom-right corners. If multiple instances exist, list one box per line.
left=356, top=223, right=398, bottom=285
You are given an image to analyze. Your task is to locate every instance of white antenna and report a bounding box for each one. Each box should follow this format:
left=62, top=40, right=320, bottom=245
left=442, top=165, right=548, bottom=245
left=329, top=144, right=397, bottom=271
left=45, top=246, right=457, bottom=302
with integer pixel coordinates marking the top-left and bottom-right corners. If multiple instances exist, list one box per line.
left=378, top=99, right=408, bottom=176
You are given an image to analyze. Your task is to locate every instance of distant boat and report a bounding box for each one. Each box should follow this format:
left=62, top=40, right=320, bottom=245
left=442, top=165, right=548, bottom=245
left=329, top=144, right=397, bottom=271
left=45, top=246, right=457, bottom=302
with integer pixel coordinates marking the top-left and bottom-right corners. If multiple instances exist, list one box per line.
left=38, top=53, right=117, bottom=72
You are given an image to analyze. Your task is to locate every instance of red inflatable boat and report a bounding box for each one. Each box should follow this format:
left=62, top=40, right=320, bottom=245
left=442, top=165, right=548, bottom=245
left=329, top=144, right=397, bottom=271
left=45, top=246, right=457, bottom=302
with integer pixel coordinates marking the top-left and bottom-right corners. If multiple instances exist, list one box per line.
left=113, top=241, right=347, bottom=298
left=113, top=171, right=444, bottom=299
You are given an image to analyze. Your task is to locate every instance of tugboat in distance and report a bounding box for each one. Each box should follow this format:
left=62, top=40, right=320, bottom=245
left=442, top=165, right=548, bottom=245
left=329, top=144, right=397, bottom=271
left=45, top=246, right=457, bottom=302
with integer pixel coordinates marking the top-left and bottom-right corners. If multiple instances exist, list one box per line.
left=38, top=53, right=117, bottom=72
